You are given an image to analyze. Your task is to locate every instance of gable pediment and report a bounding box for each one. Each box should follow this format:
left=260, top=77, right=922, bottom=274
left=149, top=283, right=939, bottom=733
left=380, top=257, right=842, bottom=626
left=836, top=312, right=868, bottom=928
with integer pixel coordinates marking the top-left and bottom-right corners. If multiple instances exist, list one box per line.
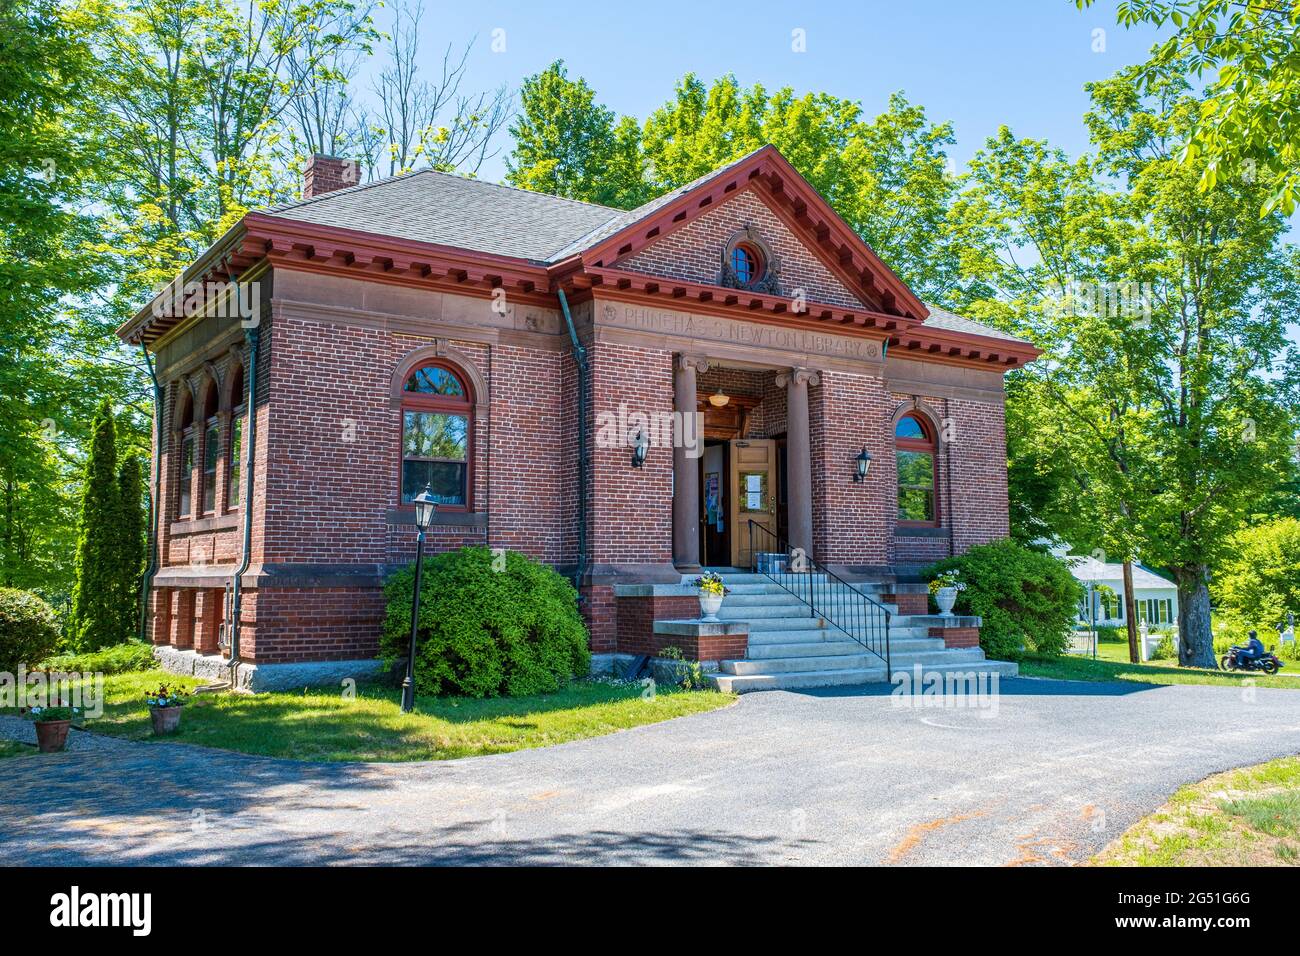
left=612, top=186, right=871, bottom=310
left=573, top=145, right=929, bottom=322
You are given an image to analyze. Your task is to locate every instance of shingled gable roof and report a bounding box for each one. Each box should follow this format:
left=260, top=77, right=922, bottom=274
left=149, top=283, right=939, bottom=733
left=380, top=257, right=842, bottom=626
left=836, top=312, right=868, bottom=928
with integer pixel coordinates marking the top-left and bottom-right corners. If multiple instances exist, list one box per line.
left=120, top=144, right=1035, bottom=352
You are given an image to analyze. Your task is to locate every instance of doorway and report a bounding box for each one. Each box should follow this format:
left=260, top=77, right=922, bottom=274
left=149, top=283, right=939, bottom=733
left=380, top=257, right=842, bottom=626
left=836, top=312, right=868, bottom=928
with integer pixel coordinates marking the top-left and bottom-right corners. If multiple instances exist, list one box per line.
left=698, top=438, right=784, bottom=568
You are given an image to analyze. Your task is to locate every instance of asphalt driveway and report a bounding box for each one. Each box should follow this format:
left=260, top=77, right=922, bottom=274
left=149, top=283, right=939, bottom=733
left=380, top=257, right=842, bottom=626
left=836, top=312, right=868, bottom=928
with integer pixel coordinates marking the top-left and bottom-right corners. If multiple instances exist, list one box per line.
left=3, top=676, right=1300, bottom=866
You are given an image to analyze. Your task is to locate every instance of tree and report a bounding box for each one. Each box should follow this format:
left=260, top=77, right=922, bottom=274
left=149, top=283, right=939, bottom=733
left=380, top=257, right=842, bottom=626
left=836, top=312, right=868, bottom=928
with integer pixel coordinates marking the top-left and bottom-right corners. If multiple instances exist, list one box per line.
left=507, top=68, right=983, bottom=303
left=116, top=454, right=147, bottom=637
left=506, top=60, right=650, bottom=208
left=1080, top=0, right=1300, bottom=216
left=1212, top=517, right=1300, bottom=642
left=70, top=401, right=122, bottom=650
left=955, top=63, right=1300, bottom=668
left=0, top=0, right=107, bottom=599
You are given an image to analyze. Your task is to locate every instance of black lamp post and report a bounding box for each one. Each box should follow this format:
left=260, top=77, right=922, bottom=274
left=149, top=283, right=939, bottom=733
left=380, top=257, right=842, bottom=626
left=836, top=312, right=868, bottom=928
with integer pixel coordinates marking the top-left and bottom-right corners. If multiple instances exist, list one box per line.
left=853, top=447, right=872, bottom=482
left=401, top=484, right=439, bottom=713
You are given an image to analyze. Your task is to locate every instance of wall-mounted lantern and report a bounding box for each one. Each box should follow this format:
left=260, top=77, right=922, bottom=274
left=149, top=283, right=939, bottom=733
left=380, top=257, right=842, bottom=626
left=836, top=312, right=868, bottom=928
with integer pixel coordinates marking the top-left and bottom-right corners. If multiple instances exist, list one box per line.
left=631, top=429, right=649, bottom=468
left=853, top=447, right=872, bottom=482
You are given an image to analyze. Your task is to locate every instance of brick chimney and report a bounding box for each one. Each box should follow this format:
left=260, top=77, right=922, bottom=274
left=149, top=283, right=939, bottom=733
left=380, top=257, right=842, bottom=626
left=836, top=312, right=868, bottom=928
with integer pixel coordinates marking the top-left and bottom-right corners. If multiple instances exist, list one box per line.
left=303, top=154, right=361, bottom=199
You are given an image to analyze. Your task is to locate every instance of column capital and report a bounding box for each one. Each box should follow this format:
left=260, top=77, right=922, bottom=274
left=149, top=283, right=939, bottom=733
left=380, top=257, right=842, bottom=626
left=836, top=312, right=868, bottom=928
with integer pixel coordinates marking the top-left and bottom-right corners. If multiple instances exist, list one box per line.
left=775, top=366, right=820, bottom=389
left=675, top=354, right=711, bottom=375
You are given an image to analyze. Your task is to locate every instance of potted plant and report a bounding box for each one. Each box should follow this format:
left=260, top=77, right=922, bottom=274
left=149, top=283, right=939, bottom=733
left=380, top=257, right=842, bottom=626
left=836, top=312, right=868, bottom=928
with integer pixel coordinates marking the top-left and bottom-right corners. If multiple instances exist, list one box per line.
left=928, top=572, right=966, bottom=617
left=692, top=571, right=730, bottom=622
left=21, top=704, right=80, bottom=753
left=145, top=684, right=189, bottom=735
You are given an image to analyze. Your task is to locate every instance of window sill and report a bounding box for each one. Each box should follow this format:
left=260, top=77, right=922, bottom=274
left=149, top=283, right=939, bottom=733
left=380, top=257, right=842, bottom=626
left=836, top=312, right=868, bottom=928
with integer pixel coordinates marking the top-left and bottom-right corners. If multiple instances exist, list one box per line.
left=386, top=508, right=486, bottom=529
left=170, top=513, right=241, bottom=536
left=895, top=524, right=949, bottom=538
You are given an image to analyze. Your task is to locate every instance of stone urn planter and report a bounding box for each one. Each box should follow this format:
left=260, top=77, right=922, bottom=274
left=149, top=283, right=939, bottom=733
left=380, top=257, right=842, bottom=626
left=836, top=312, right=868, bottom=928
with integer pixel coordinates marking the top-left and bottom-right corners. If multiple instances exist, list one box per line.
left=935, top=586, right=958, bottom=617
left=692, top=571, right=730, bottom=623
left=150, top=705, right=183, bottom=735
left=34, top=718, right=73, bottom=753
left=697, top=593, right=724, bottom=622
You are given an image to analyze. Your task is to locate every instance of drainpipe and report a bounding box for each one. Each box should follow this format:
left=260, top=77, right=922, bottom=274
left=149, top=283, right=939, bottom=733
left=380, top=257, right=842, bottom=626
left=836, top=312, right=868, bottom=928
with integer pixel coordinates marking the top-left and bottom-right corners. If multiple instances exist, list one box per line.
left=556, top=289, right=589, bottom=595
left=227, top=321, right=260, bottom=680
left=138, top=344, right=163, bottom=640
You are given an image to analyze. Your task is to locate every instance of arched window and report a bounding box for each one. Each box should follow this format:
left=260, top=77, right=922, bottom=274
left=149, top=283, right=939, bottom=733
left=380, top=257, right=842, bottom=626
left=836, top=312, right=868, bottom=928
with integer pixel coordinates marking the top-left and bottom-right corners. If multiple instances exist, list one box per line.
left=177, top=388, right=195, bottom=517
left=227, top=363, right=245, bottom=510
left=200, top=381, right=220, bottom=514
left=730, top=243, right=760, bottom=285
left=895, top=413, right=938, bottom=525
left=400, top=361, right=471, bottom=508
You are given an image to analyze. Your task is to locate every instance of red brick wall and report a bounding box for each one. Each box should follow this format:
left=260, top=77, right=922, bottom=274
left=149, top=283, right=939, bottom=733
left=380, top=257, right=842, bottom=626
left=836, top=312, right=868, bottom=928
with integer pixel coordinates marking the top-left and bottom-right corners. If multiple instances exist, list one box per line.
left=883, top=591, right=929, bottom=616
left=615, top=595, right=747, bottom=661
left=930, top=626, right=980, bottom=649
left=946, top=396, right=1011, bottom=553
left=240, top=586, right=387, bottom=663
left=809, top=369, right=892, bottom=566
left=616, top=189, right=866, bottom=309
left=587, top=340, right=674, bottom=566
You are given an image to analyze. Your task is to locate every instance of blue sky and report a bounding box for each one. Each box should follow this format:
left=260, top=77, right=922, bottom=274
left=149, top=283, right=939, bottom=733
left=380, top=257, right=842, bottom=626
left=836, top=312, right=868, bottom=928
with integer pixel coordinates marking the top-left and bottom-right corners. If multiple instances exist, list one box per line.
left=403, top=0, right=1164, bottom=182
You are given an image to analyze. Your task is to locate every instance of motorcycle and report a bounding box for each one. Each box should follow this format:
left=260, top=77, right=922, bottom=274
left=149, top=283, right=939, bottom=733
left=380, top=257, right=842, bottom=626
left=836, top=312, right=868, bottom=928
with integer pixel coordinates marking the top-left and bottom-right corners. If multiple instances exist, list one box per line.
left=1220, top=644, right=1284, bottom=675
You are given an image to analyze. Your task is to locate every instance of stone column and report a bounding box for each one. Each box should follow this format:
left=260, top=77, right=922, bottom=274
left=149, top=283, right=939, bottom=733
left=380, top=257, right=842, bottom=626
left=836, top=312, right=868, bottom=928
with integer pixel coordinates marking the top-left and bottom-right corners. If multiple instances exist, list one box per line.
left=672, top=355, right=708, bottom=571
left=776, top=367, right=820, bottom=560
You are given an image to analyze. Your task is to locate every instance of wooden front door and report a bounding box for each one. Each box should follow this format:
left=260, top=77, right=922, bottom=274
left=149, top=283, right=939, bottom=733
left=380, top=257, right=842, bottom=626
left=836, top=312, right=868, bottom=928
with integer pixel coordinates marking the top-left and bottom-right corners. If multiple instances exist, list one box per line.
left=729, top=438, right=779, bottom=568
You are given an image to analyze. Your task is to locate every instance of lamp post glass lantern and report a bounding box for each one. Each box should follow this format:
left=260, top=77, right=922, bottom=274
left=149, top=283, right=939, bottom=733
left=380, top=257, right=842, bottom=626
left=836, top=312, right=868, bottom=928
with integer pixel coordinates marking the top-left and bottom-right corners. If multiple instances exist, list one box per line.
left=401, top=484, right=439, bottom=713
left=853, top=447, right=872, bottom=482
left=631, top=429, right=649, bottom=468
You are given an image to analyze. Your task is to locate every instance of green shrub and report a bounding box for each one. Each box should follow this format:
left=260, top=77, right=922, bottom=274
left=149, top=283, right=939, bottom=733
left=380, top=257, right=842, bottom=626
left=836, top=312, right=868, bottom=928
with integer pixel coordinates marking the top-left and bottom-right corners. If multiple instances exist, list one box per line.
left=381, top=547, right=590, bottom=698
left=41, top=640, right=157, bottom=675
left=1151, top=633, right=1178, bottom=660
left=0, top=588, right=61, bottom=674
left=924, top=539, right=1082, bottom=660
left=1097, top=625, right=1123, bottom=643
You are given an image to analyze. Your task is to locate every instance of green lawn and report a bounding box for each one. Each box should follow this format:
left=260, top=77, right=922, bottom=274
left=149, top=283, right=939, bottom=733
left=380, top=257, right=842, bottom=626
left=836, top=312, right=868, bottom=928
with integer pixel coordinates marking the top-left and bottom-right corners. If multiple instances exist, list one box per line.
left=6, top=670, right=733, bottom=762
left=1019, top=642, right=1298, bottom=689
left=1096, top=756, right=1300, bottom=865
left=0, top=740, right=36, bottom=760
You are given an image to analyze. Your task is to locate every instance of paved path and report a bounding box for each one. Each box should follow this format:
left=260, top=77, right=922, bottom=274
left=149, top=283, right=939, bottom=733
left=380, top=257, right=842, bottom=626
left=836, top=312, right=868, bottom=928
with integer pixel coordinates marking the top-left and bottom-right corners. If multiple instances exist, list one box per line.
left=3, top=677, right=1300, bottom=866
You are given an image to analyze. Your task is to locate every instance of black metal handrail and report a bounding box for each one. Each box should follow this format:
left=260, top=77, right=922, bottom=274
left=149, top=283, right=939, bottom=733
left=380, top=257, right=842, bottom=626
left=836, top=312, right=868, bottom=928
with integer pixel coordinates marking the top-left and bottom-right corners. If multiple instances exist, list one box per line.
left=746, top=520, right=891, bottom=672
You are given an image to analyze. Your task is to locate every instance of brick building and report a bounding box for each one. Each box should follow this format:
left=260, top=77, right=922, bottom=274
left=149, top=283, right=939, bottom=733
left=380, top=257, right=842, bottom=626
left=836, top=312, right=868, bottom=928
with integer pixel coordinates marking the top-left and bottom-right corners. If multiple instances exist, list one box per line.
left=118, top=146, right=1038, bottom=688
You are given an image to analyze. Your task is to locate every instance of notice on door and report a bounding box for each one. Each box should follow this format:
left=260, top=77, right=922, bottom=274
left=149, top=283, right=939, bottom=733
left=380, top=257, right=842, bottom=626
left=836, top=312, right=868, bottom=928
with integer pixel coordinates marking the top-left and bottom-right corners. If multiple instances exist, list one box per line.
left=742, top=472, right=765, bottom=511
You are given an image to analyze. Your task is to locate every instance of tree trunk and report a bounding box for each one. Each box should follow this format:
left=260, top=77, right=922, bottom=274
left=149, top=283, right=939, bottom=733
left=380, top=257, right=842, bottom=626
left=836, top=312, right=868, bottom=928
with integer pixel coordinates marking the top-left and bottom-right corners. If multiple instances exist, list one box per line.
left=1174, top=565, right=1214, bottom=668
left=1122, top=560, right=1140, bottom=663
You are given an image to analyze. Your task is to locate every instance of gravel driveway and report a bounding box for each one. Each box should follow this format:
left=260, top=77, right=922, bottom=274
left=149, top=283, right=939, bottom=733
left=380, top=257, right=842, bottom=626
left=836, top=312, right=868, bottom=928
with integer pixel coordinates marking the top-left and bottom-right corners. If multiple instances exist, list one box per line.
left=3, top=676, right=1299, bottom=866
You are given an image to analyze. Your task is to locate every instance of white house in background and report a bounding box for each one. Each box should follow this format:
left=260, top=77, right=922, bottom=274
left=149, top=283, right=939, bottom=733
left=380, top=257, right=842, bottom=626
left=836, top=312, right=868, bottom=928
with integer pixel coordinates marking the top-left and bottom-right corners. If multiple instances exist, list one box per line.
left=1059, top=551, right=1180, bottom=627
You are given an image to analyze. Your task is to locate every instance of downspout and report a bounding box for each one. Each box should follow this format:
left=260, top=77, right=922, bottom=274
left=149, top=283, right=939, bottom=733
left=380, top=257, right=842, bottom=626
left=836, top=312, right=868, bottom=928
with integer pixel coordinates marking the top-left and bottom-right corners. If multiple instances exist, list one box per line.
left=556, top=289, right=589, bottom=594
left=228, top=321, right=260, bottom=678
left=138, top=344, right=162, bottom=639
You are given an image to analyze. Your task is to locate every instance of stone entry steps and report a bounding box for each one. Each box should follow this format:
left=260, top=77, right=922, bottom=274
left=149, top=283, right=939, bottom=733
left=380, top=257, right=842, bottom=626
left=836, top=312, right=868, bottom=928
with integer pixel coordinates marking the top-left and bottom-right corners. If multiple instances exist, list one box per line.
left=701, top=570, right=1018, bottom=694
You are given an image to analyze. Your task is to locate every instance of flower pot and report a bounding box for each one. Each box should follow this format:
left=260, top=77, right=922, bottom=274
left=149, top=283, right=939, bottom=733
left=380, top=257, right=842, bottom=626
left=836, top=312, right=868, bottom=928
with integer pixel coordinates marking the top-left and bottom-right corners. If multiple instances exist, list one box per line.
left=698, top=593, right=724, bottom=622
left=150, top=705, right=183, bottom=736
left=935, top=586, right=958, bottom=617
left=34, top=719, right=72, bottom=754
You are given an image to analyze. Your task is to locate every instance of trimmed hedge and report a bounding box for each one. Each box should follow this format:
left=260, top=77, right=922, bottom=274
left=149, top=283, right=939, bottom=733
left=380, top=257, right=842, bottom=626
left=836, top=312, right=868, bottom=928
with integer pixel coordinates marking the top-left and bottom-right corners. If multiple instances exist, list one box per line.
left=381, top=547, right=590, bottom=697
left=924, top=539, right=1082, bottom=660
left=0, top=588, right=61, bottom=674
